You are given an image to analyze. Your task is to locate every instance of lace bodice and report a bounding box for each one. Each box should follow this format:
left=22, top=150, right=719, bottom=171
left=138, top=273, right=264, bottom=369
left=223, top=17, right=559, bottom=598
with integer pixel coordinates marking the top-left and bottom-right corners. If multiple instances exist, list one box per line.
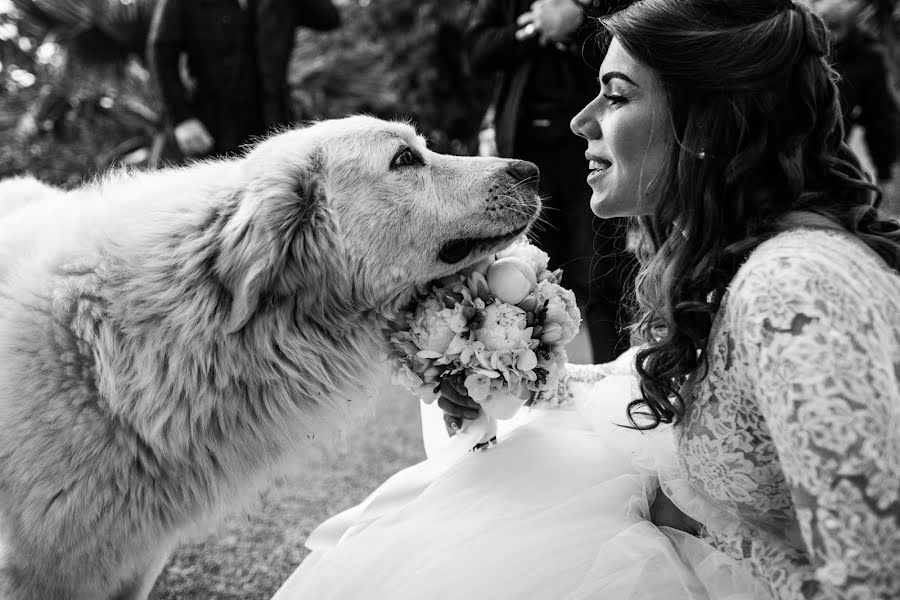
left=676, top=229, right=900, bottom=599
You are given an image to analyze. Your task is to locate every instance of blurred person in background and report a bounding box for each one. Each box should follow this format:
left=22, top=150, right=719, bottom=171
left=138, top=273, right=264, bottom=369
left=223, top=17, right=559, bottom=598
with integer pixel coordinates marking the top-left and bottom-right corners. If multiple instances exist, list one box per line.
left=814, top=0, right=900, bottom=213
left=464, top=0, right=634, bottom=364
left=148, top=0, right=340, bottom=159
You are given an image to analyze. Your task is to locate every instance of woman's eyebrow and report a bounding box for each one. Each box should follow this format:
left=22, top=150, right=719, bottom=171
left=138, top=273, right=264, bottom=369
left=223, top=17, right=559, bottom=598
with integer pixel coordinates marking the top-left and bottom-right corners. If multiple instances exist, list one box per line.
left=600, top=71, right=637, bottom=86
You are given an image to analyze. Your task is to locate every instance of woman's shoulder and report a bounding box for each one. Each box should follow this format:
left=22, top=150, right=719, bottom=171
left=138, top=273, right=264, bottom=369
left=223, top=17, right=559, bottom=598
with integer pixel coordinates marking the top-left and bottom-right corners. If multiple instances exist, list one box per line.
left=732, top=228, right=895, bottom=295
left=724, top=228, right=900, bottom=327
left=744, top=227, right=887, bottom=267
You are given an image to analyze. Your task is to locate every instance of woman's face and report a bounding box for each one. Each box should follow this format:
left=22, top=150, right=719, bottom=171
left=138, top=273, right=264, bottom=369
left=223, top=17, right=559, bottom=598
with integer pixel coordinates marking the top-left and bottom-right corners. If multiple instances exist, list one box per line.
left=571, top=38, right=670, bottom=218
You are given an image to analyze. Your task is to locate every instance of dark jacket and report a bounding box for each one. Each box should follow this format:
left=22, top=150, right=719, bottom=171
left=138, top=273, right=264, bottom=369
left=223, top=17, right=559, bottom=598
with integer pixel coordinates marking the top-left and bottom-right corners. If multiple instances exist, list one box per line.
left=149, top=0, right=339, bottom=153
left=463, top=0, right=623, bottom=157
left=833, top=27, right=900, bottom=180
left=256, top=0, right=341, bottom=126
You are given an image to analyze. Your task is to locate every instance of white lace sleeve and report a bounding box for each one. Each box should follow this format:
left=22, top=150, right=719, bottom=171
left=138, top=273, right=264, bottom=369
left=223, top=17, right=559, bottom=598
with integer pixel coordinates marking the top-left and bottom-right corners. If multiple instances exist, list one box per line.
left=734, top=253, right=900, bottom=599
left=543, top=347, right=640, bottom=407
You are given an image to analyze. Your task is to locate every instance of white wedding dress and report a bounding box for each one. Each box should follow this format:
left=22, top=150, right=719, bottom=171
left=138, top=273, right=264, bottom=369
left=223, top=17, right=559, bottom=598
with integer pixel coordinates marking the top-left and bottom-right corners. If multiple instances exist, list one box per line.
left=272, top=227, right=900, bottom=600
left=271, top=348, right=767, bottom=600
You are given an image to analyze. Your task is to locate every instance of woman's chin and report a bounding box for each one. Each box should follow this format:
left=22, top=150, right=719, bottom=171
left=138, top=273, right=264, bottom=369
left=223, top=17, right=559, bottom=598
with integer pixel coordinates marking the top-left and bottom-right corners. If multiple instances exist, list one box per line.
left=590, top=192, right=645, bottom=219
left=590, top=193, right=620, bottom=218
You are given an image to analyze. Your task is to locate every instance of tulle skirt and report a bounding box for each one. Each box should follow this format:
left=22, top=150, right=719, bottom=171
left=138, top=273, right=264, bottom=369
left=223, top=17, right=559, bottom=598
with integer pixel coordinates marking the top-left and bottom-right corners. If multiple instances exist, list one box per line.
left=272, top=371, right=770, bottom=600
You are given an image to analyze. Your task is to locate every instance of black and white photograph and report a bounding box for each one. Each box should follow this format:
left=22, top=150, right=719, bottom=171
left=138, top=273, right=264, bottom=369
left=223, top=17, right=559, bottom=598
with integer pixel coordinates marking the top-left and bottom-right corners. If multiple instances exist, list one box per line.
left=0, top=0, right=898, bottom=598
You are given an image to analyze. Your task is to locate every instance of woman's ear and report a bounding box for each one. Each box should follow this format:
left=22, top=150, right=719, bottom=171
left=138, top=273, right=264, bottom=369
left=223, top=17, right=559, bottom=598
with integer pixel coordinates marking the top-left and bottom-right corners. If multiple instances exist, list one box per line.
left=216, top=163, right=339, bottom=334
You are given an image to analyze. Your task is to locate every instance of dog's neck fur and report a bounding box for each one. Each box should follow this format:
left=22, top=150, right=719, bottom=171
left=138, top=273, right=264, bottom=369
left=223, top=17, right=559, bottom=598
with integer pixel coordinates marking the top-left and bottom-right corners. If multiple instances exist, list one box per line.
left=61, top=192, right=413, bottom=525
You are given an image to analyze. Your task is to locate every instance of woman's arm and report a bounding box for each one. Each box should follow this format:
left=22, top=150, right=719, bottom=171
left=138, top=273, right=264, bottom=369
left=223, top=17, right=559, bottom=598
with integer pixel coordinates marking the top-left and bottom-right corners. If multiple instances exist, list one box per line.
left=737, top=255, right=900, bottom=599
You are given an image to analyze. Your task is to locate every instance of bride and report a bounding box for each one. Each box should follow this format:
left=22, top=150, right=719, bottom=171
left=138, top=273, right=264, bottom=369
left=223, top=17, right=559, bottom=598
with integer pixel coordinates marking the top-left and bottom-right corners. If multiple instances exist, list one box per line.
left=273, top=0, right=900, bottom=598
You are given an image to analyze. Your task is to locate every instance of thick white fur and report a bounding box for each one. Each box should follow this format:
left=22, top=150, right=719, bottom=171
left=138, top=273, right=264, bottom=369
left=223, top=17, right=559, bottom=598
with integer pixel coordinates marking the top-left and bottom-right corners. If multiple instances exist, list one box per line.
left=0, top=116, right=540, bottom=600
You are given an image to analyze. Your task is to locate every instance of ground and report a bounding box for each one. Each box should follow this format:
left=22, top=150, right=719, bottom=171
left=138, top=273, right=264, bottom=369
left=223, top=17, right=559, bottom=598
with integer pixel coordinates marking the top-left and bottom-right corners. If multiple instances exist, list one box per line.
left=148, top=328, right=593, bottom=599
left=148, top=387, right=426, bottom=600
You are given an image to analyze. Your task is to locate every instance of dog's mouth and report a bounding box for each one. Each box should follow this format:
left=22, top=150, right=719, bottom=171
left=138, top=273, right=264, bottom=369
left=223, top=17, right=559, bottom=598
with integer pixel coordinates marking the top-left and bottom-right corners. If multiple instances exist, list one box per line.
left=438, top=225, right=529, bottom=265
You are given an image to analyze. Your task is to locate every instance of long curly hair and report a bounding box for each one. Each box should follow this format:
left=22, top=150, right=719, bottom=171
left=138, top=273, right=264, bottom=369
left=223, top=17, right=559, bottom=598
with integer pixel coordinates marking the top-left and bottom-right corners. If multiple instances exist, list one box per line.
left=599, top=0, right=900, bottom=428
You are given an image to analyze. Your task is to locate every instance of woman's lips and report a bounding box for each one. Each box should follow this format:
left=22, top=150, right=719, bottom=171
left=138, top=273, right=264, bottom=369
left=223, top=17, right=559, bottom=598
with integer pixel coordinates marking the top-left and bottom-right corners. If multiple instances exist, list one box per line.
left=587, top=156, right=612, bottom=184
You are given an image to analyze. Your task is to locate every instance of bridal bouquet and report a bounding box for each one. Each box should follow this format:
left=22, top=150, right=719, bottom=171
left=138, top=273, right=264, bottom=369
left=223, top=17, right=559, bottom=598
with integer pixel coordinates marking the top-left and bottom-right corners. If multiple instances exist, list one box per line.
left=388, top=238, right=581, bottom=436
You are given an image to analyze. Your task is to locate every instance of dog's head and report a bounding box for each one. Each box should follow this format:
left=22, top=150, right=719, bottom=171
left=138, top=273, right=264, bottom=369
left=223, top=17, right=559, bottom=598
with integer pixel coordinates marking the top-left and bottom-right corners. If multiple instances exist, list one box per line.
left=215, top=115, right=541, bottom=332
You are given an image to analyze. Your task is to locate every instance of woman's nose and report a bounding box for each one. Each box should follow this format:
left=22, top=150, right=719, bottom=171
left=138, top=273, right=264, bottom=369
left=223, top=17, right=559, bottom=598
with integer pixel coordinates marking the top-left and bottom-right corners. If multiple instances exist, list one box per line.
left=570, top=100, right=601, bottom=140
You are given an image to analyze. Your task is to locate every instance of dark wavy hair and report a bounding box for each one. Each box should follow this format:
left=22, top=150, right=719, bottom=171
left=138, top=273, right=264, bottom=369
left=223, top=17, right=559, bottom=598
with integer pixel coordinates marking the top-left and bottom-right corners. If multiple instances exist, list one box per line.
left=598, top=0, right=900, bottom=429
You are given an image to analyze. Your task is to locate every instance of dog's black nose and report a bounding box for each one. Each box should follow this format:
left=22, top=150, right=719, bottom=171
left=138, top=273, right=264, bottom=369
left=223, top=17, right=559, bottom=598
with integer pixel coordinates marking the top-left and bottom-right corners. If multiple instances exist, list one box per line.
left=505, top=160, right=540, bottom=185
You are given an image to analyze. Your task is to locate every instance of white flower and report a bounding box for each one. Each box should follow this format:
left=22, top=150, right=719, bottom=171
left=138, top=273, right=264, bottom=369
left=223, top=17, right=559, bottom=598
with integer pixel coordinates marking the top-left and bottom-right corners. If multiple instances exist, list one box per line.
left=485, top=257, right=537, bottom=305
left=496, top=237, right=550, bottom=273
left=464, top=372, right=494, bottom=402
left=532, top=350, right=565, bottom=392
left=540, top=323, right=563, bottom=344
left=392, top=362, right=423, bottom=389
left=409, top=297, right=458, bottom=357
left=474, top=302, right=533, bottom=352
left=536, top=280, right=581, bottom=345
left=392, top=363, right=437, bottom=401
left=514, top=348, right=538, bottom=371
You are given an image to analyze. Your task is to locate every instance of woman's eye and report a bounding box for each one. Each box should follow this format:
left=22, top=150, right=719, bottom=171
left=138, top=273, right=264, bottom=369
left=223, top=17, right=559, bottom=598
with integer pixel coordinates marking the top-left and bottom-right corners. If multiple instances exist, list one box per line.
left=603, top=93, right=627, bottom=107
left=392, top=147, right=422, bottom=168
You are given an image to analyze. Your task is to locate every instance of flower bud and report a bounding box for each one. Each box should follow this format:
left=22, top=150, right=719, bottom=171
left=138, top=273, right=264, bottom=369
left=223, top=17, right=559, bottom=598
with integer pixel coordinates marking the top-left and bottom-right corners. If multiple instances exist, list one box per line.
left=540, top=322, right=563, bottom=344
left=485, top=257, right=537, bottom=305
left=422, top=366, right=443, bottom=383
left=518, top=293, right=538, bottom=313
left=544, top=304, right=569, bottom=325
left=460, top=255, right=495, bottom=277
left=467, top=271, right=492, bottom=300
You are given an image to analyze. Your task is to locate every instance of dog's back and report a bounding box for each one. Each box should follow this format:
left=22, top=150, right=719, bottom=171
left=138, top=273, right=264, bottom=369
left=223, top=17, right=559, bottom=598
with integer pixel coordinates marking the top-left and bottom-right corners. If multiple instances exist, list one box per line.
left=0, top=176, right=58, bottom=220
left=0, top=176, right=63, bottom=283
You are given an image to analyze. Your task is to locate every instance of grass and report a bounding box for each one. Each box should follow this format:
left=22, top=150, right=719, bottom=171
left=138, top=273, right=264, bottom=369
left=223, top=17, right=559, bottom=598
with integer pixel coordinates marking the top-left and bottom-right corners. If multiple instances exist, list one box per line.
left=145, top=331, right=594, bottom=600
left=148, top=388, right=426, bottom=600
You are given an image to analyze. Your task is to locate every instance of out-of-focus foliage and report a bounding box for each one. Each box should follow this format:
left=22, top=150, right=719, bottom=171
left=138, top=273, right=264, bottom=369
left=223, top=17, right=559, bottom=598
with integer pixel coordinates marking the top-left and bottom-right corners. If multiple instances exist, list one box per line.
left=0, top=0, right=163, bottom=186
left=290, top=0, right=493, bottom=155
left=1, top=0, right=494, bottom=186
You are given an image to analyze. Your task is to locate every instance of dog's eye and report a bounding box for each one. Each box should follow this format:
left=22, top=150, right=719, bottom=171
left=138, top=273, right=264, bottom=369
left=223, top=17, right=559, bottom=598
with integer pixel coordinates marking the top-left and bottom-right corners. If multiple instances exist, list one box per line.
left=391, top=147, right=422, bottom=169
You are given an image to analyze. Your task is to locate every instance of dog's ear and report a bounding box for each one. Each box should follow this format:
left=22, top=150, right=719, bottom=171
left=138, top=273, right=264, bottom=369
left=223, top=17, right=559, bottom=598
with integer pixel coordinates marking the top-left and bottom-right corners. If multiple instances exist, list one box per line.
left=217, top=166, right=341, bottom=334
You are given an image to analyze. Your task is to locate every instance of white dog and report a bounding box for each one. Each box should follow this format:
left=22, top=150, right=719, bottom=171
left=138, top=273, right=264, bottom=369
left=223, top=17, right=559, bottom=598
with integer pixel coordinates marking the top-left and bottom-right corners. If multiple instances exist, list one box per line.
left=0, top=115, right=541, bottom=600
